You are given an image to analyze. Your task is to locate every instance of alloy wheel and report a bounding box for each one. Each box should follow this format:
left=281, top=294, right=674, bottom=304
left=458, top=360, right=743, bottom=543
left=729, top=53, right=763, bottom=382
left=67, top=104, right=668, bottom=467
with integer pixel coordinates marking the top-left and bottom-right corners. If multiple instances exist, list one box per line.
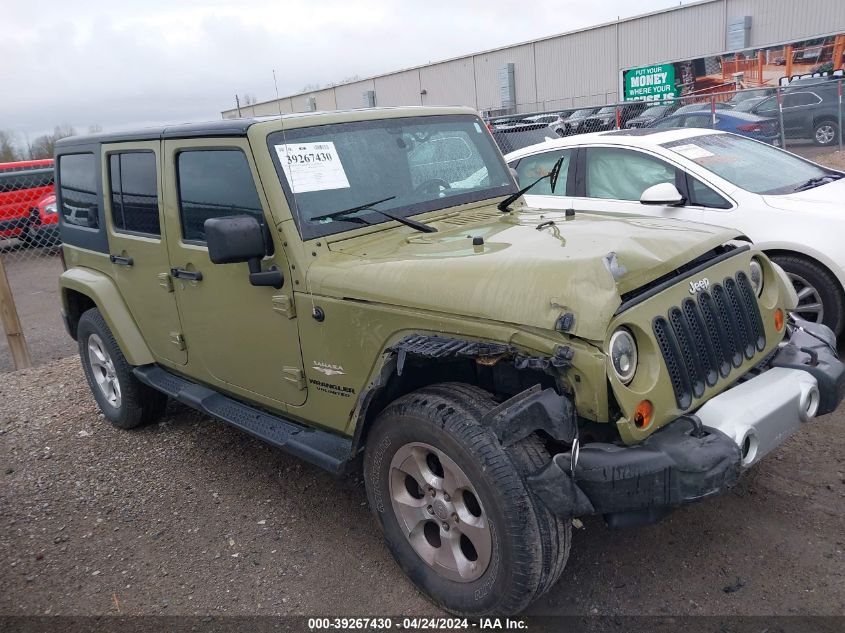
left=389, top=442, right=492, bottom=583
left=87, top=333, right=122, bottom=408
left=787, top=272, right=824, bottom=324
left=815, top=124, right=836, bottom=145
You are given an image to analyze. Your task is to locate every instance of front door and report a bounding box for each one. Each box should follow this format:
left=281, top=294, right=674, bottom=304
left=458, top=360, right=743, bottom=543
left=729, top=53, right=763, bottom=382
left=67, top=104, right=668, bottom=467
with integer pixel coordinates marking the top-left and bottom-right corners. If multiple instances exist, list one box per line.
left=102, top=142, right=186, bottom=366
left=161, top=138, right=306, bottom=407
left=569, top=146, right=705, bottom=223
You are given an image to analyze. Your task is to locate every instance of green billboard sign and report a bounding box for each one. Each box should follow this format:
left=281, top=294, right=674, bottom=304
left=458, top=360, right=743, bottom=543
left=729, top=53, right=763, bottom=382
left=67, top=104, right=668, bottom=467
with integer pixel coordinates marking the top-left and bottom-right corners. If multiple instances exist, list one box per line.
left=623, top=64, right=679, bottom=101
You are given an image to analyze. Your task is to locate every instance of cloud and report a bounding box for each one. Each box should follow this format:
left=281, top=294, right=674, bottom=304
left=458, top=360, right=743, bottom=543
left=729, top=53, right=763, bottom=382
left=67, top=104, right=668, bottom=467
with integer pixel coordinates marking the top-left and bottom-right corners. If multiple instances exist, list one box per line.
left=1, top=0, right=678, bottom=139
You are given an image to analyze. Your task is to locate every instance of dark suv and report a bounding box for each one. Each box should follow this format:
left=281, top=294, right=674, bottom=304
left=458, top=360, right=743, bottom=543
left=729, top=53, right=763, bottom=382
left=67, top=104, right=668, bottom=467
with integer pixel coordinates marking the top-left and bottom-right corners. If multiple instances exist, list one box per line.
left=577, top=102, right=649, bottom=134
left=751, top=86, right=842, bottom=146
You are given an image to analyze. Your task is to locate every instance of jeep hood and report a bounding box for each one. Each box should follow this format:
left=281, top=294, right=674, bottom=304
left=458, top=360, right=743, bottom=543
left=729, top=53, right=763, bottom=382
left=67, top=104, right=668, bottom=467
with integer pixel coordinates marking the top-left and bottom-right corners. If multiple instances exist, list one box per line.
left=308, top=207, right=739, bottom=342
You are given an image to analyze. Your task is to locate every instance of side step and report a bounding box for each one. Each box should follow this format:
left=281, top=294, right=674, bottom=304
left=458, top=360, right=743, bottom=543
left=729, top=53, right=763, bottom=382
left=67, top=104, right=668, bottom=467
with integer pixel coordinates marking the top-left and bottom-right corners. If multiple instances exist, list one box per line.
left=133, top=365, right=354, bottom=475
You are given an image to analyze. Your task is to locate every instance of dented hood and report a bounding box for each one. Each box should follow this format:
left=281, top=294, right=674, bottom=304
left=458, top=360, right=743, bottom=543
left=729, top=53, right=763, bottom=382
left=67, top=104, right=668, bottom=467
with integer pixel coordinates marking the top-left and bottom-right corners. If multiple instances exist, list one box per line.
left=308, top=206, right=739, bottom=342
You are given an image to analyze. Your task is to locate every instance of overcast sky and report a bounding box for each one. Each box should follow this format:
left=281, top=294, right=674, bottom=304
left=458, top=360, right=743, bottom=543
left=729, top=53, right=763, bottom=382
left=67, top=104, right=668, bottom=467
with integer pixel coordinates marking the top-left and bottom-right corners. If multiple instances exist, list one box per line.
left=2, top=0, right=683, bottom=141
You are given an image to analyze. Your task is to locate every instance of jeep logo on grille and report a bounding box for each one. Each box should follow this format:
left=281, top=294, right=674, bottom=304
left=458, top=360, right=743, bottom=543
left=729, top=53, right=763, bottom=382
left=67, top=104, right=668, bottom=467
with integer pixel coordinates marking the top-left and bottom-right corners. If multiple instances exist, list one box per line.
left=689, top=278, right=710, bottom=294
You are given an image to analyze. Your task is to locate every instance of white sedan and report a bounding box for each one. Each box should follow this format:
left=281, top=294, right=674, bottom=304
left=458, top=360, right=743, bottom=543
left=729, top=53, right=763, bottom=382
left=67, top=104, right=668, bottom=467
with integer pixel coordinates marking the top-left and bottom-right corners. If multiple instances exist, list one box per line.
left=504, top=129, right=845, bottom=334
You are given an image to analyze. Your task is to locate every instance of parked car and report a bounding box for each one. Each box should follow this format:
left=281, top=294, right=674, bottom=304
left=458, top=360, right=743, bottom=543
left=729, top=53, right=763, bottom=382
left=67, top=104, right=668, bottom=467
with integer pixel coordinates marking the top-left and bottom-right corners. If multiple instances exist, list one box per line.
left=25, top=192, right=61, bottom=247
left=0, top=158, right=56, bottom=246
left=522, top=112, right=569, bottom=127
left=552, top=108, right=597, bottom=136
left=624, top=103, right=679, bottom=128
left=505, top=127, right=845, bottom=333
left=649, top=110, right=781, bottom=145
left=577, top=102, right=649, bottom=133
left=55, top=107, right=843, bottom=616
left=749, top=87, right=841, bottom=145
left=725, top=87, right=775, bottom=106
left=673, top=102, right=733, bottom=115
left=489, top=122, right=557, bottom=153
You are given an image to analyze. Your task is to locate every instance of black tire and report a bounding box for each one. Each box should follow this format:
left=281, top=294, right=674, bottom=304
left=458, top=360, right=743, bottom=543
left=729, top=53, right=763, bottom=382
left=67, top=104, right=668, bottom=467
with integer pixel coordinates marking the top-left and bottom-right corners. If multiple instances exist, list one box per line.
left=812, top=119, right=839, bottom=146
left=770, top=254, right=845, bottom=335
left=363, top=383, right=570, bottom=616
left=77, top=307, right=167, bottom=429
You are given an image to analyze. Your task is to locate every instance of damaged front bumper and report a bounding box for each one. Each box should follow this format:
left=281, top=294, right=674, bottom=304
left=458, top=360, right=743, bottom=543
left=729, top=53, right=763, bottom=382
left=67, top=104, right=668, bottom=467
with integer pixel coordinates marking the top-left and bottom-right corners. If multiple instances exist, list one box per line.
left=529, top=317, right=845, bottom=528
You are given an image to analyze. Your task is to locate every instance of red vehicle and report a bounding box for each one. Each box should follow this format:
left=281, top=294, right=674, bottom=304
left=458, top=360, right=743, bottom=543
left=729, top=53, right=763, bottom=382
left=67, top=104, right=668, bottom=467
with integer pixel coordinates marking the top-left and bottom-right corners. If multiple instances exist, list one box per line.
left=0, top=158, right=59, bottom=247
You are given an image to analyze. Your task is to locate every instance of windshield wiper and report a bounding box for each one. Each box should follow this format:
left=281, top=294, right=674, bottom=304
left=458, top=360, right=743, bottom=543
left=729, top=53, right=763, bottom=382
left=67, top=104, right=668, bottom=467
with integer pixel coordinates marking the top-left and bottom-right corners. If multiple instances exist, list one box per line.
left=792, top=174, right=843, bottom=192
left=311, top=195, right=437, bottom=233
left=497, top=155, right=566, bottom=212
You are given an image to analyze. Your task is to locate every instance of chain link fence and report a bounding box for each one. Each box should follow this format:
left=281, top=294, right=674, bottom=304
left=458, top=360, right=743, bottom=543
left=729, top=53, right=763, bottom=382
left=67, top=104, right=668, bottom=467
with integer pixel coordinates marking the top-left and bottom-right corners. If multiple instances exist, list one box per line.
left=1, top=80, right=843, bottom=372
left=486, top=79, right=845, bottom=162
left=0, top=159, right=75, bottom=372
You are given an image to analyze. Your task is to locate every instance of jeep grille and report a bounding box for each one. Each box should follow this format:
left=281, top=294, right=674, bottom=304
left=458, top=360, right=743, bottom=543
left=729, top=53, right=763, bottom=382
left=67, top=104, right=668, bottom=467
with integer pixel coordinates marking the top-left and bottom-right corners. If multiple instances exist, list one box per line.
left=652, top=272, right=766, bottom=410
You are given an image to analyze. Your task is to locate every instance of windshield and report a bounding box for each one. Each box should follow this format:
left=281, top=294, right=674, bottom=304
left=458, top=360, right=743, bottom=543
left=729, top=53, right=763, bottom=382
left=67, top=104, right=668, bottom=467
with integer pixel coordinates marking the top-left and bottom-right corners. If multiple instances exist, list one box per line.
left=661, top=133, right=831, bottom=194
left=268, top=114, right=514, bottom=239
left=641, top=106, right=669, bottom=117
left=597, top=106, right=616, bottom=115
left=569, top=109, right=594, bottom=119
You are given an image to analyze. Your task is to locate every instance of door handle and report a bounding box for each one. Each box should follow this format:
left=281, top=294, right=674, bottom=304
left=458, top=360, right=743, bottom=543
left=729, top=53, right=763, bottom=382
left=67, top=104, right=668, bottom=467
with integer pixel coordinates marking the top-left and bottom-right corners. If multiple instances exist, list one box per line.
left=109, top=254, right=134, bottom=267
left=170, top=267, right=203, bottom=282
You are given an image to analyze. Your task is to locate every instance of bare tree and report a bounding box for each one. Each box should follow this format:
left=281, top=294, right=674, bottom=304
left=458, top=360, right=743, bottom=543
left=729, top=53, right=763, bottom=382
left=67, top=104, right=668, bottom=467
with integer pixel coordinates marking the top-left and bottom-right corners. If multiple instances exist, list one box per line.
left=0, top=130, right=21, bottom=163
left=241, top=93, right=257, bottom=105
left=30, top=124, right=76, bottom=159
left=88, top=124, right=103, bottom=134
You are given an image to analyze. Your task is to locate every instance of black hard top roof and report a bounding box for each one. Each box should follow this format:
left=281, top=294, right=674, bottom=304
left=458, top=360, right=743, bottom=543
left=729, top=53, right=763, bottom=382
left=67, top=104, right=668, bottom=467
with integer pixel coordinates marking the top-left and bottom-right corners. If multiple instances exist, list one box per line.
left=55, top=118, right=268, bottom=149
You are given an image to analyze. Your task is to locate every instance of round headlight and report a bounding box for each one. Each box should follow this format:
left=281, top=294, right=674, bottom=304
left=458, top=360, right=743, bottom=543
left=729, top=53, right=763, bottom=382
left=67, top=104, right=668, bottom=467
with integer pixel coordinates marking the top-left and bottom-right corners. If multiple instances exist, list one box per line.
left=749, top=257, right=764, bottom=297
left=609, top=328, right=638, bottom=384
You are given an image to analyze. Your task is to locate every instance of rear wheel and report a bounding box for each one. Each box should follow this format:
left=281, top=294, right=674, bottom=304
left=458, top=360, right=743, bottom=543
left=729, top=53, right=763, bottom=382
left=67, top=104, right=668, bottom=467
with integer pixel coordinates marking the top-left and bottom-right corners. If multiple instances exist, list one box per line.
left=813, top=120, right=838, bottom=146
left=78, top=308, right=167, bottom=429
left=363, top=383, right=570, bottom=616
left=770, top=254, right=844, bottom=335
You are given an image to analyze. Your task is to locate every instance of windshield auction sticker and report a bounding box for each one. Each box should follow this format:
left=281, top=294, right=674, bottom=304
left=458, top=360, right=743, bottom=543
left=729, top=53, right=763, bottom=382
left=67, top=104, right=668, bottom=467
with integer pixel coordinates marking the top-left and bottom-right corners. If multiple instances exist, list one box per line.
left=670, top=143, right=714, bottom=160
left=275, top=142, right=350, bottom=193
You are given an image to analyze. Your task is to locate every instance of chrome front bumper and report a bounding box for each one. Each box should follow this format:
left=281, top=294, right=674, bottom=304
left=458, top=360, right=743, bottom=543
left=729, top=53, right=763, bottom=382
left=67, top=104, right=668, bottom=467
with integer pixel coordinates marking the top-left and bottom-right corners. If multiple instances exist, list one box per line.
left=695, top=367, right=820, bottom=468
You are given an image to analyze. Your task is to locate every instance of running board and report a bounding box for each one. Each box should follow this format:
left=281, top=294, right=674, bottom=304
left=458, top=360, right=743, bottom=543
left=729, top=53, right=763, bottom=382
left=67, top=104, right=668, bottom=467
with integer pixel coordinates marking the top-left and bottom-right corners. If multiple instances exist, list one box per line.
left=133, top=365, right=354, bottom=475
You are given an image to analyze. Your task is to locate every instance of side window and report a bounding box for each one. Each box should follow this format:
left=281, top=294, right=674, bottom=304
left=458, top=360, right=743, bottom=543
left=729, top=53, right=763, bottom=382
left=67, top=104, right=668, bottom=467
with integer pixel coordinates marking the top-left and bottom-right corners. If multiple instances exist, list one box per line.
left=109, top=152, right=160, bottom=235
left=585, top=148, right=676, bottom=201
left=683, top=115, right=712, bottom=128
left=59, top=153, right=99, bottom=228
left=176, top=150, right=264, bottom=243
left=511, top=149, right=572, bottom=196
left=687, top=175, right=731, bottom=209
left=653, top=116, right=681, bottom=128
left=756, top=96, right=778, bottom=115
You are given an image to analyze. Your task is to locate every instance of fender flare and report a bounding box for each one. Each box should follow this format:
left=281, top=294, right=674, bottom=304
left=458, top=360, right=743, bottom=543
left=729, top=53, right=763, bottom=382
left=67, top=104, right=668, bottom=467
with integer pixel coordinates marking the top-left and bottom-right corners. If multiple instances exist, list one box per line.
left=60, top=267, right=154, bottom=366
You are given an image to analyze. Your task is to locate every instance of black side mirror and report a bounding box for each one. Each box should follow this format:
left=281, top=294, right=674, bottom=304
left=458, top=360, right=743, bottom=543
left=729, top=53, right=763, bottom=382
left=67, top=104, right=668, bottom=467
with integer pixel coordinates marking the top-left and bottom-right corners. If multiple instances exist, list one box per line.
left=205, top=216, right=284, bottom=289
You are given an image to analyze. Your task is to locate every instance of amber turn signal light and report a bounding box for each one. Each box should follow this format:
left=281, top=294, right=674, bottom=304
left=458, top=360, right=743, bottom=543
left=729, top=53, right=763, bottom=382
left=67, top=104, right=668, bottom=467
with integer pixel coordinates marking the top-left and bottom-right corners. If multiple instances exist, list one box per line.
left=774, top=308, right=784, bottom=332
left=634, top=400, right=653, bottom=429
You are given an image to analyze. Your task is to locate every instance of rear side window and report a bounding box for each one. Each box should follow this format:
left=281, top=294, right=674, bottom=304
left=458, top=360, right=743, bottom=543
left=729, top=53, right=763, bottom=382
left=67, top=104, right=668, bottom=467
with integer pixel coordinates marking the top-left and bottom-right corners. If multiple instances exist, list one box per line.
left=109, top=152, right=160, bottom=236
left=59, top=154, right=99, bottom=228
left=176, top=150, right=263, bottom=243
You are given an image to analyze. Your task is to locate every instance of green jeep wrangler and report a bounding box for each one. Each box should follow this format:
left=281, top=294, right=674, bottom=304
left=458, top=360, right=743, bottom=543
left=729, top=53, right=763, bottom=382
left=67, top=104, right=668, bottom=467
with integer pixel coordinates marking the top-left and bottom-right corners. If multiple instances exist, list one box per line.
left=55, top=107, right=844, bottom=616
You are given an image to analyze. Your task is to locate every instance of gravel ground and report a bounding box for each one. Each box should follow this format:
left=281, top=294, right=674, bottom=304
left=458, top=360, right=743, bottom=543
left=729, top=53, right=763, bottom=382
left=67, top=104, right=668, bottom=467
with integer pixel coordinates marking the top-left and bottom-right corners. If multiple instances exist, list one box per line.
left=1, top=357, right=844, bottom=618
left=0, top=248, right=74, bottom=373
left=814, top=150, right=845, bottom=171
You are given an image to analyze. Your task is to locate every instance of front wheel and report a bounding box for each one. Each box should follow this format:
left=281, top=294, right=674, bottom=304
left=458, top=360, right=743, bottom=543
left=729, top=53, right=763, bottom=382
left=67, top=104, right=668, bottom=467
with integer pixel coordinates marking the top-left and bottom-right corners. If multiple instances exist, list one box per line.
left=364, top=383, right=570, bottom=616
left=771, top=254, right=845, bottom=335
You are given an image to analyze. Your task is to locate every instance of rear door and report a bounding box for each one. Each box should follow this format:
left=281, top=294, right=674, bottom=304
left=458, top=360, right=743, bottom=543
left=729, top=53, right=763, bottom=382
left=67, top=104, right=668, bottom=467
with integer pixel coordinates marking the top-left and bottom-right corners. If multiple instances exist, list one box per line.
left=102, top=142, right=186, bottom=366
left=161, top=138, right=305, bottom=408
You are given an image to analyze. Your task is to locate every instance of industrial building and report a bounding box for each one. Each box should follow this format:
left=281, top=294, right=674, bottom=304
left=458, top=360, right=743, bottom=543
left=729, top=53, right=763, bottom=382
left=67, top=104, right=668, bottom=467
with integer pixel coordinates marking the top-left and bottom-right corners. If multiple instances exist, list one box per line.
left=221, top=0, right=845, bottom=119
